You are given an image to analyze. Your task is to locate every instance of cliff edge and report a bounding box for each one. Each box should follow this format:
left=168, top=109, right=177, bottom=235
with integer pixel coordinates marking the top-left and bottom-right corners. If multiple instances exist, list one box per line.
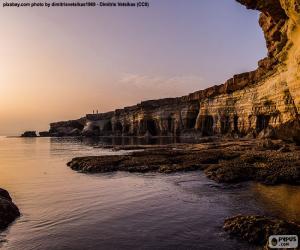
left=49, top=0, right=300, bottom=141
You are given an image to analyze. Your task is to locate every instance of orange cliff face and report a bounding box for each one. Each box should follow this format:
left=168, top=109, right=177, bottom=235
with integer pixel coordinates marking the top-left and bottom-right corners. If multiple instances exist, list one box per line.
left=49, top=0, right=300, bottom=141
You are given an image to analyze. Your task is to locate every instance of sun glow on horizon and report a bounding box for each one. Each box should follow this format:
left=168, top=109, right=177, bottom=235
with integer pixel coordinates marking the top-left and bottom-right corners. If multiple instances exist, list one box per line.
left=0, top=1, right=266, bottom=135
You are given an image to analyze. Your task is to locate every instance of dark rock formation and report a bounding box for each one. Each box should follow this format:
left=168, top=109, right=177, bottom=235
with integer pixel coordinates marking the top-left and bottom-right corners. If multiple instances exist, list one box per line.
left=205, top=148, right=300, bottom=185
left=67, top=139, right=300, bottom=185
left=224, top=215, right=300, bottom=247
left=0, top=188, right=20, bottom=230
left=49, top=118, right=85, bottom=137
left=21, top=131, right=37, bottom=137
left=39, top=131, right=50, bottom=137
left=67, top=146, right=238, bottom=174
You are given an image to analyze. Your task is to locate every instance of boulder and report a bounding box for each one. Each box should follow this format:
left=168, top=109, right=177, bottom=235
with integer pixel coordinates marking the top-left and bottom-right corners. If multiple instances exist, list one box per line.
left=0, top=188, right=20, bottom=230
left=0, top=188, right=12, bottom=201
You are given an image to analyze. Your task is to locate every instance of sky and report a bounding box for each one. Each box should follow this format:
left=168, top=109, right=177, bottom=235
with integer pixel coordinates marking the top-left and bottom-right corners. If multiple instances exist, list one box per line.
left=0, top=0, right=267, bottom=135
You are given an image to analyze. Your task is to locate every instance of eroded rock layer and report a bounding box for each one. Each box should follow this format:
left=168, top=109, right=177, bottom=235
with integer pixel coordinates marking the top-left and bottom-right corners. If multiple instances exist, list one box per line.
left=49, top=0, right=300, bottom=141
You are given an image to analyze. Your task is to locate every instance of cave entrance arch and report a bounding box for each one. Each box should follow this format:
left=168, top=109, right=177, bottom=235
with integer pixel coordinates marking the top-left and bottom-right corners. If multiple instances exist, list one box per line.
left=168, top=117, right=173, bottom=132
left=186, top=113, right=198, bottom=129
left=202, top=115, right=214, bottom=136
left=256, top=115, right=270, bottom=132
left=234, top=115, right=239, bottom=132
left=146, top=119, right=158, bottom=136
left=92, top=125, right=100, bottom=135
left=114, top=122, right=123, bottom=134
left=220, top=116, right=230, bottom=134
left=103, top=121, right=112, bottom=132
left=123, top=124, right=131, bottom=134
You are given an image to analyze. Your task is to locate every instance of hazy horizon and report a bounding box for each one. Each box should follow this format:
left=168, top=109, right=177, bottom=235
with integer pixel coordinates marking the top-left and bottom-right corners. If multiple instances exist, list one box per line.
left=0, top=0, right=266, bottom=135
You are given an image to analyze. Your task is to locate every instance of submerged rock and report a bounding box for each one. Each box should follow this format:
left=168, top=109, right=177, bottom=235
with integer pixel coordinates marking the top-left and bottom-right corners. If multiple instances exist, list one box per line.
left=0, top=188, right=20, bottom=230
left=224, top=215, right=300, bottom=247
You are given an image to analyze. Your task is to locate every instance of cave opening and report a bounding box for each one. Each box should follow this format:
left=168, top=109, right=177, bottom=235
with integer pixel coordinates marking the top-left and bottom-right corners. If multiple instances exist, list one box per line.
left=123, top=124, right=130, bottom=134
left=132, top=121, right=139, bottom=135
left=146, top=119, right=158, bottom=136
left=202, top=115, right=214, bottom=136
left=92, top=126, right=100, bottom=135
left=103, top=121, right=112, bottom=131
left=234, top=115, right=239, bottom=132
left=114, top=122, right=123, bottom=134
left=186, top=114, right=198, bottom=129
left=256, top=115, right=270, bottom=132
left=220, top=116, right=230, bottom=134
left=167, top=117, right=173, bottom=132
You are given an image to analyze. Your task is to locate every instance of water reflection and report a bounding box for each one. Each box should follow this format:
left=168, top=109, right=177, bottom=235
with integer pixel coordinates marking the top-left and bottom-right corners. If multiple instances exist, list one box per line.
left=252, top=183, right=300, bottom=223
left=49, top=136, right=205, bottom=147
left=0, top=137, right=299, bottom=250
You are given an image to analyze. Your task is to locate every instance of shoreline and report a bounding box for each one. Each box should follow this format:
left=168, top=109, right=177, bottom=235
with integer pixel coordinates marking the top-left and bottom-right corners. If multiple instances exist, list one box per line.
left=66, top=138, right=300, bottom=248
left=67, top=138, right=300, bottom=185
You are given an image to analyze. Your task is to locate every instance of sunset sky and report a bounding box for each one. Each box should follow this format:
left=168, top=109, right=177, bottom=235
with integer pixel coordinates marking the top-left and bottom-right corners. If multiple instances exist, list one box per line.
left=0, top=0, right=266, bottom=135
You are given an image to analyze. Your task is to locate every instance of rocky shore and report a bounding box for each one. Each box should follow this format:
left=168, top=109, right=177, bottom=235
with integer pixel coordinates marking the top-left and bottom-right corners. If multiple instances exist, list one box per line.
left=67, top=138, right=300, bottom=248
left=67, top=138, right=300, bottom=185
left=224, top=215, right=300, bottom=248
left=15, top=138, right=300, bottom=249
left=0, top=188, right=20, bottom=230
left=61, top=0, right=300, bottom=247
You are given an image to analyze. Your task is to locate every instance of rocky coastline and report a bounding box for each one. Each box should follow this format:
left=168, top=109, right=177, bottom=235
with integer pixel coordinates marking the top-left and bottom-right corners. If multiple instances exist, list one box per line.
left=58, top=0, right=300, bottom=248
left=67, top=137, right=300, bottom=248
left=0, top=188, right=20, bottom=230
left=67, top=138, right=300, bottom=184
left=47, top=0, right=300, bottom=144
left=224, top=215, right=300, bottom=248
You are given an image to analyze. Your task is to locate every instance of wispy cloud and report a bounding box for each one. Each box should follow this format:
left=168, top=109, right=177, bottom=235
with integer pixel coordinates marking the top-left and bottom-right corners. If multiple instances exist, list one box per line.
left=118, top=73, right=204, bottom=100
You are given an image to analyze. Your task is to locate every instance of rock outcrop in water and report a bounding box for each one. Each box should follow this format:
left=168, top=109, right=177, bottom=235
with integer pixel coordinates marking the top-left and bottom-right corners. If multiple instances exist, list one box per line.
left=21, top=131, right=37, bottom=137
left=0, top=188, right=20, bottom=230
left=49, top=0, right=300, bottom=141
left=224, top=215, right=300, bottom=247
left=67, top=138, right=300, bottom=185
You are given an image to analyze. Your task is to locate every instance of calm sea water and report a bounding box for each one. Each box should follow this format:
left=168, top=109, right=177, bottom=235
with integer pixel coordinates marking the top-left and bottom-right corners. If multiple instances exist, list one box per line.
left=0, top=136, right=299, bottom=250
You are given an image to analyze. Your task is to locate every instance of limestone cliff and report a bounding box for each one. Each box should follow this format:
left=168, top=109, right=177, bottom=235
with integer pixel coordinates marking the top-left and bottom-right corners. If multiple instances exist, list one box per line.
left=49, top=0, right=300, bottom=140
